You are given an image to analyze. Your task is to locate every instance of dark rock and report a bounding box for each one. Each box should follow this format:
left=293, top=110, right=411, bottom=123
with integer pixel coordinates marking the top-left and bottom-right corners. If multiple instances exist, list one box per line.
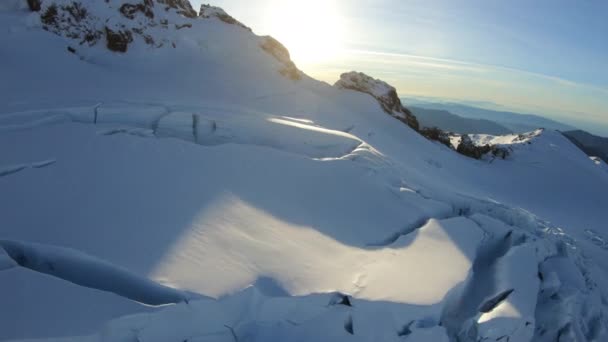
left=159, top=0, right=197, bottom=18
left=27, top=0, right=42, bottom=12
left=334, top=72, right=419, bottom=131
left=456, top=135, right=510, bottom=160
left=67, top=46, right=76, bottom=53
left=120, top=2, right=155, bottom=20
left=397, top=107, right=420, bottom=131
left=328, top=292, right=353, bottom=307
left=40, top=4, right=58, bottom=25
left=457, top=135, right=491, bottom=159
left=105, top=27, right=133, bottom=53
left=64, top=1, right=88, bottom=22
left=420, top=127, right=452, bottom=148
left=175, top=23, right=192, bottom=30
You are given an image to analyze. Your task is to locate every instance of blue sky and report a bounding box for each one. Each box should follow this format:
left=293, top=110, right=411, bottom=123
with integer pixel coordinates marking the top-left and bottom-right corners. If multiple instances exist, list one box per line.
left=193, top=0, right=608, bottom=135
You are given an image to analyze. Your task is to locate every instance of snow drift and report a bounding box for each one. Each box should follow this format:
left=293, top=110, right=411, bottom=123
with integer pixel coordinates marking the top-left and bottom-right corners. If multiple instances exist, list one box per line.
left=1, top=1, right=608, bottom=341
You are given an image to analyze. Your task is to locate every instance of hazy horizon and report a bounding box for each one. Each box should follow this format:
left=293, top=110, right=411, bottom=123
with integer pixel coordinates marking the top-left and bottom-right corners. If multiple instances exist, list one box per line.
left=194, top=0, right=608, bottom=136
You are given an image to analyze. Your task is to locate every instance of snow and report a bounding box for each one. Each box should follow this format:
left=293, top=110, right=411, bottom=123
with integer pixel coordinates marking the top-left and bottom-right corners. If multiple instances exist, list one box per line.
left=0, top=267, right=157, bottom=340
left=468, top=129, right=544, bottom=147
left=335, top=72, right=396, bottom=102
left=475, top=244, right=540, bottom=341
left=590, top=156, right=608, bottom=172
left=1, top=1, right=608, bottom=341
left=96, top=104, right=168, bottom=128
left=0, top=239, right=192, bottom=305
left=0, top=0, right=28, bottom=12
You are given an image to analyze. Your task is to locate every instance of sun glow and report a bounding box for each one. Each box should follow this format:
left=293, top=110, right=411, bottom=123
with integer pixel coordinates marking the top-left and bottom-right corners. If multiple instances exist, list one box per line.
left=263, top=0, right=346, bottom=67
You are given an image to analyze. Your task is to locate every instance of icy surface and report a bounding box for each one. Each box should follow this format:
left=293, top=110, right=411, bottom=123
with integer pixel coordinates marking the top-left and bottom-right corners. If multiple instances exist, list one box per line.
left=1, top=1, right=608, bottom=341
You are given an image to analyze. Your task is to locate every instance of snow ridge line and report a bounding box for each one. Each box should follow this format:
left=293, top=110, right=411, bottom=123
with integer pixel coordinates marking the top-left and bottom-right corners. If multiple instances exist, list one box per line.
left=0, top=159, right=56, bottom=178
left=365, top=215, right=455, bottom=247
left=0, top=239, right=195, bottom=306
left=440, top=224, right=527, bottom=340
left=0, top=104, right=363, bottom=160
left=369, top=183, right=607, bottom=341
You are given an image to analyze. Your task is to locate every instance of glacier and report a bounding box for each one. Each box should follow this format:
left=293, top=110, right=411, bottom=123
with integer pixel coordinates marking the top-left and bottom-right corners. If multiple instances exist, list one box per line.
left=1, top=1, right=608, bottom=341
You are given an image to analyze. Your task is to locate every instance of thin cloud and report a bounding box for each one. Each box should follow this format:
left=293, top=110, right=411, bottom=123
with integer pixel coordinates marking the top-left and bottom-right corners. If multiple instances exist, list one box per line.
left=346, top=49, right=608, bottom=95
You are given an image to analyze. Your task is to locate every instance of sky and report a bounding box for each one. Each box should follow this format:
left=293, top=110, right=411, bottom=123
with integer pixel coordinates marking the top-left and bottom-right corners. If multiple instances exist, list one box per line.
left=193, top=0, right=608, bottom=135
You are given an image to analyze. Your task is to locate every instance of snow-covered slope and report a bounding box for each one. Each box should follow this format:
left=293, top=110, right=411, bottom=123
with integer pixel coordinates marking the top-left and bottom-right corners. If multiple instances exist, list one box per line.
left=2, top=2, right=608, bottom=342
left=563, top=129, right=608, bottom=163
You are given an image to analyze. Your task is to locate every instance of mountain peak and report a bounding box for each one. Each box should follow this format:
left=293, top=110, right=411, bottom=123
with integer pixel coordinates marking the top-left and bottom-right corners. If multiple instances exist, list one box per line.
left=199, top=3, right=250, bottom=31
left=26, top=0, right=250, bottom=54
left=335, top=71, right=419, bottom=130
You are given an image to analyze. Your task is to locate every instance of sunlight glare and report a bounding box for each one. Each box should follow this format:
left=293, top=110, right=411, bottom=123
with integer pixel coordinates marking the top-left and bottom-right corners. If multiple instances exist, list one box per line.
left=263, top=0, right=346, bottom=67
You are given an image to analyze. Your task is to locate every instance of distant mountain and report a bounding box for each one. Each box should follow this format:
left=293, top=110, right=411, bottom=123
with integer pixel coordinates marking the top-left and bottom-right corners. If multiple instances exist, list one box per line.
left=563, top=130, right=608, bottom=163
left=410, top=106, right=511, bottom=135
left=403, top=100, right=576, bottom=133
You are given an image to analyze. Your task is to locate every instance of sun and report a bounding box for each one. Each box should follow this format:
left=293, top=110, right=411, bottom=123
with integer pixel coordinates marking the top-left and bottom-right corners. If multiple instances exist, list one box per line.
left=263, top=0, right=346, bottom=67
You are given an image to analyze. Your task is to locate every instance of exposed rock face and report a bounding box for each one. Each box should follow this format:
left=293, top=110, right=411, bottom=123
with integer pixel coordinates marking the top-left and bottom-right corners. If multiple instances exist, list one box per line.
left=27, top=0, right=42, bottom=11
left=334, top=72, right=419, bottom=131
left=420, top=127, right=452, bottom=148
left=456, top=135, right=510, bottom=160
left=199, top=4, right=250, bottom=31
left=105, top=27, right=133, bottom=52
left=40, top=2, right=102, bottom=47
left=36, top=0, right=200, bottom=53
left=119, top=0, right=154, bottom=20
left=260, top=36, right=302, bottom=81
left=333, top=72, right=514, bottom=160
left=159, top=0, right=197, bottom=18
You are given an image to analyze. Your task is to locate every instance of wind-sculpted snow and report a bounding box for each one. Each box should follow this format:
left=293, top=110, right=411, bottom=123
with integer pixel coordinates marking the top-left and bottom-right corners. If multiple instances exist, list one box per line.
left=2, top=1, right=608, bottom=341
left=2, top=116, right=607, bottom=341
left=0, top=159, right=56, bottom=177
left=0, top=103, right=363, bottom=159
left=0, top=239, right=192, bottom=305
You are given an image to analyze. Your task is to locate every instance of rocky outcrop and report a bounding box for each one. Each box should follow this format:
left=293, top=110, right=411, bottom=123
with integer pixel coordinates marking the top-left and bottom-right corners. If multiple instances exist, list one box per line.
left=332, top=72, right=514, bottom=160
left=40, top=2, right=102, bottom=46
left=119, top=0, right=154, bottom=20
left=420, top=127, right=452, bottom=148
left=457, top=135, right=510, bottom=160
left=105, top=27, right=133, bottom=52
left=199, top=4, right=250, bottom=31
left=36, top=0, right=200, bottom=53
left=159, top=0, right=197, bottom=18
left=260, top=36, right=302, bottom=81
left=27, top=0, right=42, bottom=11
left=334, top=72, right=419, bottom=131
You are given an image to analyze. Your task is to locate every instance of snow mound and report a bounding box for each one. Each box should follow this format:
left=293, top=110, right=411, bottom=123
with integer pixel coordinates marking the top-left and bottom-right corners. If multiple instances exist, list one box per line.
left=0, top=239, right=191, bottom=305
left=4, top=216, right=486, bottom=342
